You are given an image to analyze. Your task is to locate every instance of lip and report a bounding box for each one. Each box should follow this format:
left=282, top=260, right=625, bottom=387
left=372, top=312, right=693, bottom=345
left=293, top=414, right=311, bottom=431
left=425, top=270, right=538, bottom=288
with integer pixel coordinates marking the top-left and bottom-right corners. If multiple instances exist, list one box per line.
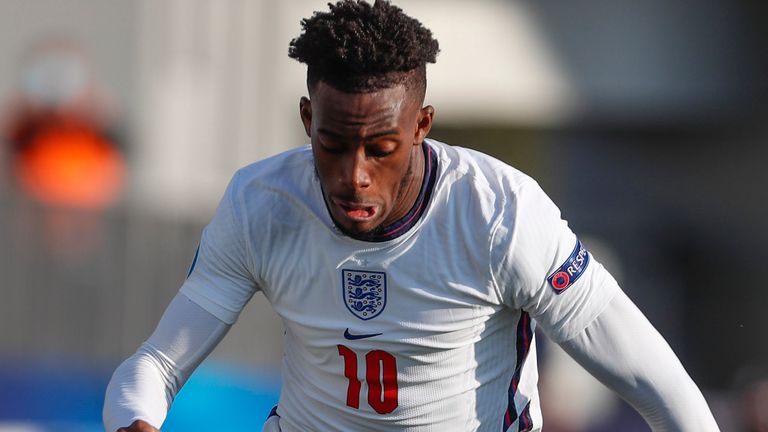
left=332, top=198, right=378, bottom=221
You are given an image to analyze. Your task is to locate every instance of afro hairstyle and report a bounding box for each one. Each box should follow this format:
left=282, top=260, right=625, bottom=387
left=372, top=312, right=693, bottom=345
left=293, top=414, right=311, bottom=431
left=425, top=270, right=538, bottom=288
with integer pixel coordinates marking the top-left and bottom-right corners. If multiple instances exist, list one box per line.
left=288, top=0, right=440, bottom=96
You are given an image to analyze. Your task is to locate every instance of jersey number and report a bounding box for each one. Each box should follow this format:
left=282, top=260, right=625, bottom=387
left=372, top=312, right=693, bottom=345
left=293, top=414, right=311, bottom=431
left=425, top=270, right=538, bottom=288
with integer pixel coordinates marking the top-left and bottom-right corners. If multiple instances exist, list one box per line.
left=337, top=344, right=398, bottom=414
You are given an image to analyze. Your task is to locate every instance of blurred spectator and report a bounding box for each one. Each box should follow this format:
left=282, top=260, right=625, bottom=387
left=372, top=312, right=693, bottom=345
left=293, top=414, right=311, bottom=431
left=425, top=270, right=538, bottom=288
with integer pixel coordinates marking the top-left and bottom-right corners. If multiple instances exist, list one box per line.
left=2, top=36, right=124, bottom=209
left=1, top=36, right=125, bottom=259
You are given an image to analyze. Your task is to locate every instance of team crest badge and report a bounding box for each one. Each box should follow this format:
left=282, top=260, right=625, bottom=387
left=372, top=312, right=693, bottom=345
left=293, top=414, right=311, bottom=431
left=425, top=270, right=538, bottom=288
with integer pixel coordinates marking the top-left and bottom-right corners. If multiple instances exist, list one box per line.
left=342, top=269, right=386, bottom=320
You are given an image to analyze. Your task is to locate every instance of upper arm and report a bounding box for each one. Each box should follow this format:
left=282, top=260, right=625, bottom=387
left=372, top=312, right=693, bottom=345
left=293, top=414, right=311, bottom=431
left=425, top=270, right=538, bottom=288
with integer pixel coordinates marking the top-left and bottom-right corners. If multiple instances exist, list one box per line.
left=493, top=179, right=619, bottom=342
left=181, top=172, right=261, bottom=324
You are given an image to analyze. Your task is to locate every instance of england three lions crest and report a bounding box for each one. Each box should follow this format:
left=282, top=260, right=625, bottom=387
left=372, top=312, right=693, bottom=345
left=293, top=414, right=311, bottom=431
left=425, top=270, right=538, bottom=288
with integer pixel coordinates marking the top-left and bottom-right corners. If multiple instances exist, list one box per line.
left=342, top=269, right=386, bottom=320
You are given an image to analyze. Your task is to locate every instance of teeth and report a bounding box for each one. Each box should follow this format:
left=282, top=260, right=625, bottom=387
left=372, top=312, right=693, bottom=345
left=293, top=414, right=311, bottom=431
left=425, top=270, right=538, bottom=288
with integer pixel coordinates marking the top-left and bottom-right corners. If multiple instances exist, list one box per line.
left=342, top=205, right=374, bottom=219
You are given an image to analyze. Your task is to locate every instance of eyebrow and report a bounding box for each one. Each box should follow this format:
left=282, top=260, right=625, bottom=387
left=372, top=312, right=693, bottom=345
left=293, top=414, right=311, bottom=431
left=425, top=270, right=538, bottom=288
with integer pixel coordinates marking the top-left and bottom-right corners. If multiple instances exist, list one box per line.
left=318, top=128, right=399, bottom=140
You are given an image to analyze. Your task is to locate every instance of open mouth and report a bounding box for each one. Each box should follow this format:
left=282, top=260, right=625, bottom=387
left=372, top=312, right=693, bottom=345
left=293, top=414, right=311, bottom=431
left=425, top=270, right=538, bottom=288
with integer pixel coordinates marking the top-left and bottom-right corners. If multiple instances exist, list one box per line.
left=337, top=202, right=377, bottom=221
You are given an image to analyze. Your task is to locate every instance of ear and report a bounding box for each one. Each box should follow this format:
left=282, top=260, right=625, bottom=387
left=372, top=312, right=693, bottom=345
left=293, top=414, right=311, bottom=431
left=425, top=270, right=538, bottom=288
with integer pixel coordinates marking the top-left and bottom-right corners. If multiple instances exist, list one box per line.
left=414, top=105, right=434, bottom=145
left=299, top=96, right=312, bottom=137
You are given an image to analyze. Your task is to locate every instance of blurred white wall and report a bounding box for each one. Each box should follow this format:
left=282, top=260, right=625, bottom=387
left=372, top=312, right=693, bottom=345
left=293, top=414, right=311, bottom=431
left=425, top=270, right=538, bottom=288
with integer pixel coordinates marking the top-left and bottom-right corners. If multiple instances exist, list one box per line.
left=1, top=0, right=762, bottom=373
left=127, top=0, right=751, bottom=217
left=0, top=0, right=748, bottom=217
left=131, top=0, right=307, bottom=218
left=129, top=0, right=576, bottom=217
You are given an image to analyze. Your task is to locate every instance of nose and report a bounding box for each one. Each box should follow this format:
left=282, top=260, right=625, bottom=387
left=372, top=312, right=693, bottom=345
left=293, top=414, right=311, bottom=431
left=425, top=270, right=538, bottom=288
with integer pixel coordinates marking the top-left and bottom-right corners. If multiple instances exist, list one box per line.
left=341, top=146, right=371, bottom=191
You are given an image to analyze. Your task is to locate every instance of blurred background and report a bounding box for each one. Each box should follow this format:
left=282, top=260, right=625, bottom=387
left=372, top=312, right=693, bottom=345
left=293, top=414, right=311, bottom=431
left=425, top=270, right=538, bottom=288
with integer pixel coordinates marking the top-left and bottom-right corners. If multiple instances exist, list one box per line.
left=0, top=0, right=767, bottom=431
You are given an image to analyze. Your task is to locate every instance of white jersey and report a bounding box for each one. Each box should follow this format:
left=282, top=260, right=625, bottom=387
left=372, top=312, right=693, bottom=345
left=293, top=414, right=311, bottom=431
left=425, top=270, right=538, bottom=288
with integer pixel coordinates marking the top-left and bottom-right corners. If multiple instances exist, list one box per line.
left=181, top=139, right=619, bottom=432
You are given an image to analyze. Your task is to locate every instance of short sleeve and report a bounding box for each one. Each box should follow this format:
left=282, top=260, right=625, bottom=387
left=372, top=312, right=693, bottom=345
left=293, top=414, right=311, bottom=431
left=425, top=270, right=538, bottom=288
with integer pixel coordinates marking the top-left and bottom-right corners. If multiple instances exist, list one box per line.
left=492, top=179, right=620, bottom=342
left=180, top=172, right=259, bottom=324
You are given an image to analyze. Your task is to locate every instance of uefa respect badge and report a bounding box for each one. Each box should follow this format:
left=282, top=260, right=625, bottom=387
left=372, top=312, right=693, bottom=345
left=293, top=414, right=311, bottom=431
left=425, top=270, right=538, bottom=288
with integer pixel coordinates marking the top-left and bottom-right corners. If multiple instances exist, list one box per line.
left=547, top=240, right=590, bottom=294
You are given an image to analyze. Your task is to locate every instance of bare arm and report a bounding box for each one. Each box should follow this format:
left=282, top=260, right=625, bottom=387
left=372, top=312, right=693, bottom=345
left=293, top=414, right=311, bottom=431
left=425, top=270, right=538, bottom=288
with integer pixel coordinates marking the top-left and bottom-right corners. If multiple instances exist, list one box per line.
left=558, top=290, right=720, bottom=431
left=103, top=293, right=231, bottom=432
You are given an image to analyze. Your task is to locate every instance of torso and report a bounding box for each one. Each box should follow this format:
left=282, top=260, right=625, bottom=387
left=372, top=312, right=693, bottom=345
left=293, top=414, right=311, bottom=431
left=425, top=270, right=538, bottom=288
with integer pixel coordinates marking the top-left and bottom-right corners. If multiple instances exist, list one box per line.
left=240, top=140, right=539, bottom=431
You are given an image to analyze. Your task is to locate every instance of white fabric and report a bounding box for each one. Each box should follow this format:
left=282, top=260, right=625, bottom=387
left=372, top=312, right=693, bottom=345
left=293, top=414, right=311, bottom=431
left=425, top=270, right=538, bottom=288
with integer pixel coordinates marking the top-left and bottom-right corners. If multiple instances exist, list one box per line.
left=103, top=293, right=230, bottom=432
left=105, top=139, right=717, bottom=431
left=559, top=291, right=721, bottom=431
left=262, top=415, right=282, bottom=432
left=179, top=140, right=619, bottom=431
left=490, top=169, right=620, bottom=342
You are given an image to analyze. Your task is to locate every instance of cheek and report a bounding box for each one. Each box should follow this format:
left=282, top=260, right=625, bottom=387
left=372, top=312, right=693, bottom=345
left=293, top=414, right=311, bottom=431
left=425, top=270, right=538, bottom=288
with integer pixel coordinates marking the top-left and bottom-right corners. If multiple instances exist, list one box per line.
left=384, top=153, right=413, bottom=195
left=311, top=147, right=333, bottom=177
left=311, top=154, right=335, bottom=191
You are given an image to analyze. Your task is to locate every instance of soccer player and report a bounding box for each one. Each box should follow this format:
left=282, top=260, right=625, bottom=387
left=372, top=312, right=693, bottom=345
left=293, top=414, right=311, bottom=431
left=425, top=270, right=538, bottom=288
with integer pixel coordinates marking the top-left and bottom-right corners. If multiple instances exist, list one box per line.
left=103, top=1, right=721, bottom=431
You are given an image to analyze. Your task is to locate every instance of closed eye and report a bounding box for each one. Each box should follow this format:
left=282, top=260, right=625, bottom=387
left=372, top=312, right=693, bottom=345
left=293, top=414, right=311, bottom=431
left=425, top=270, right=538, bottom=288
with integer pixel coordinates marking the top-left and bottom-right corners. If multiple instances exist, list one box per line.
left=320, top=144, right=345, bottom=154
left=366, top=147, right=394, bottom=158
left=318, top=137, right=345, bottom=154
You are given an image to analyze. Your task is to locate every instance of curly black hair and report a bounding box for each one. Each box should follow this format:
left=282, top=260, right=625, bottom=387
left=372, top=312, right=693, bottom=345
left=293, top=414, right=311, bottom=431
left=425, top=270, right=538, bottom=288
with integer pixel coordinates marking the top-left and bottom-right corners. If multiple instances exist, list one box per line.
left=289, top=0, right=439, bottom=96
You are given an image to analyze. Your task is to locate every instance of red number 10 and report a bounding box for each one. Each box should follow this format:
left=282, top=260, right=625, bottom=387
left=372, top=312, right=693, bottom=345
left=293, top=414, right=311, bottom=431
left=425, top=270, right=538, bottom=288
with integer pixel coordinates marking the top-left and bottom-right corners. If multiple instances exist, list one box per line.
left=337, top=344, right=398, bottom=414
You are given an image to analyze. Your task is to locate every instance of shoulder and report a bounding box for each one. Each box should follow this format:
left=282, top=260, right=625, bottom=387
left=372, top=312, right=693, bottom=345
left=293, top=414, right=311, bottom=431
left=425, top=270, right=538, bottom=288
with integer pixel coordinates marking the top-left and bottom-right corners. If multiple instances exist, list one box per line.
left=221, top=145, right=321, bottom=223
left=425, top=139, right=550, bottom=256
left=427, top=138, right=538, bottom=216
left=226, top=146, right=315, bottom=204
left=230, top=145, right=313, bottom=194
left=428, top=138, right=534, bottom=194
left=427, top=138, right=562, bottom=249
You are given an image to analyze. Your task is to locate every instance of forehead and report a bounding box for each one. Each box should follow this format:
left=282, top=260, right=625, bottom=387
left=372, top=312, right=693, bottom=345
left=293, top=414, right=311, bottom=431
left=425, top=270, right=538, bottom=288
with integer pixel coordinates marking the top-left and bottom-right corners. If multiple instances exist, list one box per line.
left=311, top=82, right=414, bottom=135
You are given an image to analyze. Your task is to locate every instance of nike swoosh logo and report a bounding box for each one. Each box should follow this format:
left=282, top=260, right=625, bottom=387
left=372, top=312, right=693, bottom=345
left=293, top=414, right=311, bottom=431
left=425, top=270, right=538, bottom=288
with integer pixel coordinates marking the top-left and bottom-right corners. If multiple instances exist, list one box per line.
left=344, top=328, right=382, bottom=340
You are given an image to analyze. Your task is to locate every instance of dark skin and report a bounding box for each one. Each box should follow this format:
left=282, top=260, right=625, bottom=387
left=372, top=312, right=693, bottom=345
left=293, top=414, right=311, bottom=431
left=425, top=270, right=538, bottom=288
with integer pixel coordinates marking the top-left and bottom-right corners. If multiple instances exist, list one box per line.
left=118, top=420, right=158, bottom=432
left=115, top=80, right=433, bottom=432
left=300, top=80, right=434, bottom=236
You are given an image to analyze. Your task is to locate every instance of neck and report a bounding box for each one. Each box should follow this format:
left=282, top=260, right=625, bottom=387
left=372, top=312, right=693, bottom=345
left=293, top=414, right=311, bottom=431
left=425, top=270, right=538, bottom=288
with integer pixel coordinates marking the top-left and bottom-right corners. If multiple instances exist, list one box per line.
left=383, top=143, right=426, bottom=226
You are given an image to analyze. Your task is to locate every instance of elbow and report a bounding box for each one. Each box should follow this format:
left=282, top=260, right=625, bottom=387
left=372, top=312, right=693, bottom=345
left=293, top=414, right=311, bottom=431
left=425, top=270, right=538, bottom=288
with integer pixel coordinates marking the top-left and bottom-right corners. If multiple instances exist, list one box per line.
left=102, top=344, right=176, bottom=431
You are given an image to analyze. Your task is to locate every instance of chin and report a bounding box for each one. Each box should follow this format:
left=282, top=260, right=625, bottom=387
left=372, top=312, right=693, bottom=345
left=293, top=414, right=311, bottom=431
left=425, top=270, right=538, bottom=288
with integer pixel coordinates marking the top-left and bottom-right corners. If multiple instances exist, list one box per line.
left=335, top=217, right=382, bottom=237
left=343, top=222, right=377, bottom=235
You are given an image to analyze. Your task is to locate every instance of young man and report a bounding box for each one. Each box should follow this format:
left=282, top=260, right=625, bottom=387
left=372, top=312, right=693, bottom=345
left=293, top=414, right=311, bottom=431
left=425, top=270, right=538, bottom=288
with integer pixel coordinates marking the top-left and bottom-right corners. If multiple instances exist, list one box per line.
left=104, top=1, right=720, bottom=431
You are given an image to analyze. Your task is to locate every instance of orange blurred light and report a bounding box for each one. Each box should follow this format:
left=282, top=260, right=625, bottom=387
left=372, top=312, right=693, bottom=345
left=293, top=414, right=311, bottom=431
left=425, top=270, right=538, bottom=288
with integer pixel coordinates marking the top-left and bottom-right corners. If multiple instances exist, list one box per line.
left=15, top=126, right=125, bottom=209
